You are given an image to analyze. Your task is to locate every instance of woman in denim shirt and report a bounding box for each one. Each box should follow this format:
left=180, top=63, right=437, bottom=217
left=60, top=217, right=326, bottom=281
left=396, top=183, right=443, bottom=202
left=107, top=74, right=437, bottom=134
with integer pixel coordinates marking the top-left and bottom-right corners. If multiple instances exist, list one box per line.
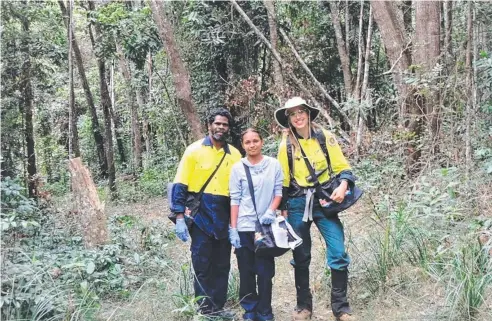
left=229, top=128, right=283, bottom=321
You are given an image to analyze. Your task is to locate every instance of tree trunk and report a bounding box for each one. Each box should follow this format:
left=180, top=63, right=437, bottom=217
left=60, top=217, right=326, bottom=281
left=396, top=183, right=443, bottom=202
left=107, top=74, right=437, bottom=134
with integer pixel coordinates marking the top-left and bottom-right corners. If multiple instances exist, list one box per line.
left=144, top=51, right=152, bottom=157
left=354, top=0, right=365, bottom=100
left=99, top=56, right=117, bottom=199
left=444, top=0, right=453, bottom=58
left=149, top=0, right=203, bottom=141
left=108, top=60, right=127, bottom=166
left=345, top=0, right=350, bottom=54
left=20, top=9, right=37, bottom=199
left=116, top=45, right=142, bottom=173
left=371, top=0, right=422, bottom=174
left=465, top=1, right=473, bottom=172
left=329, top=1, right=353, bottom=96
left=403, top=1, right=413, bottom=34
left=59, top=0, right=107, bottom=177
left=68, top=158, right=108, bottom=248
left=135, top=88, right=145, bottom=169
left=361, top=7, right=373, bottom=102
left=371, top=0, right=412, bottom=117
left=415, top=1, right=441, bottom=144
left=67, top=0, right=80, bottom=158
left=154, top=69, right=188, bottom=149
left=263, top=0, right=283, bottom=102
left=356, top=6, right=374, bottom=159
left=88, top=2, right=117, bottom=199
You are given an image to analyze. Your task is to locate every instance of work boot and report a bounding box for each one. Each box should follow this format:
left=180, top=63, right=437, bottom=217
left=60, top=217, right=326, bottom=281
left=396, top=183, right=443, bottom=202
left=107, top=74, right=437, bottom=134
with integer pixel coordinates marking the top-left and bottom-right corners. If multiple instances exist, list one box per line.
left=335, top=312, right=355, bottom=321
left=294, top=266, right=313, bottom=312
left=292, top=307, right=312, bottom=321
left=331, top=269, right=351, bottom=317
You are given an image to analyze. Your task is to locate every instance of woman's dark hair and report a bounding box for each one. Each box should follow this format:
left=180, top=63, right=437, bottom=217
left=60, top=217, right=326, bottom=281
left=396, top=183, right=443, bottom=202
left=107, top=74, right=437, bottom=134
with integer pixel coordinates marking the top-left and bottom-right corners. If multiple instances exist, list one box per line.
left=207, top=108, right=233, bottom=125
left=240, top=128, right=263, bottom=142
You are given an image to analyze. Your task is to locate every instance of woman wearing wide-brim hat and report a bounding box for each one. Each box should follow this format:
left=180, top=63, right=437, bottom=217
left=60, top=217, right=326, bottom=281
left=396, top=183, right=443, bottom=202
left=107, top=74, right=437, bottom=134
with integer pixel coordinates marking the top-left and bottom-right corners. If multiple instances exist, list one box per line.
left=276, top=97, right=357, bottom=321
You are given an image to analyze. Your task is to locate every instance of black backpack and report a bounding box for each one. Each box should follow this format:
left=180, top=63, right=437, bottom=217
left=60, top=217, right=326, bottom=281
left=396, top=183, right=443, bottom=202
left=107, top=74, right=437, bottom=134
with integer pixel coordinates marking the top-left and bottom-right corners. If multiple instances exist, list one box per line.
left=285, top=129, right=363, bottom=216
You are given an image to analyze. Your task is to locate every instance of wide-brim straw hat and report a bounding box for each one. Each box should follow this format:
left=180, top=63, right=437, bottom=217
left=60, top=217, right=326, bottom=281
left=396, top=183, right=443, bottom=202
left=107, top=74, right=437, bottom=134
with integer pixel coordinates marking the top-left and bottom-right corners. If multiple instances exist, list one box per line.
left=274, top=97, right=320, bottom=128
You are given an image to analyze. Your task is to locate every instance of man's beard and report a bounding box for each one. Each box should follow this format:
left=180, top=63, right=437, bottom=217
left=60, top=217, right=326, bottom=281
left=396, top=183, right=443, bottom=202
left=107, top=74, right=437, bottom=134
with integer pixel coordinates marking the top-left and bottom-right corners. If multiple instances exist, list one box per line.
left=212, top=130, right=227, bottom=142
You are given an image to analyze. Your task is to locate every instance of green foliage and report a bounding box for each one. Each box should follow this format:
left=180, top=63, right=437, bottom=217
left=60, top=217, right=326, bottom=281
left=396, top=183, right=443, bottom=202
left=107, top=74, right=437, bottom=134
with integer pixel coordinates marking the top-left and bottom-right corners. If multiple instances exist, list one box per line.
left=356, top=162, right=491, bottom=317
left=444, top=241, right=492, bottom=321
left=91, top=2, right=161, bottom=68
left=138, top=167, right=170, bottom=197
left=1, top=178, right=41, bottom=235
left=227, top=269, right=240, bottom=305
left=171, top=263, right=200, bottom=318
left=1, top=196, right=176, bottom=320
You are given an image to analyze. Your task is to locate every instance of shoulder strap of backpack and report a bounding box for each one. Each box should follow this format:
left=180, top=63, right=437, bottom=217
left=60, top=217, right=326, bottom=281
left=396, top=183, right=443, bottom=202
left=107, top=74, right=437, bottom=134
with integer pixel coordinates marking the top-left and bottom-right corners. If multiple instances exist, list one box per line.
left=286, top=137, right=294, bottom=178
left=287, top=130, right=335, bottom=177
left=314, top=129, right=334, bottom=176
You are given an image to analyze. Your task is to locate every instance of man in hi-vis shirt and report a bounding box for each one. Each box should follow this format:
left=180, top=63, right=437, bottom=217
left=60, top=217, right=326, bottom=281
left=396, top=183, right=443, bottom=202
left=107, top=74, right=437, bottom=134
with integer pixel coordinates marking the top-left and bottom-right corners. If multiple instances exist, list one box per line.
left=171, top=108, right=241, bottom=319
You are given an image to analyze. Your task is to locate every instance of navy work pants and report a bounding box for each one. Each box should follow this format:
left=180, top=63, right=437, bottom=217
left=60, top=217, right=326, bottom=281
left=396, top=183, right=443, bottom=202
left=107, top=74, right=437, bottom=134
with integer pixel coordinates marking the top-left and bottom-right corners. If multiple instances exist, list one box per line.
left=190, top=225, right=231, bottom=314
left=235, top=232, right=275, bottom=321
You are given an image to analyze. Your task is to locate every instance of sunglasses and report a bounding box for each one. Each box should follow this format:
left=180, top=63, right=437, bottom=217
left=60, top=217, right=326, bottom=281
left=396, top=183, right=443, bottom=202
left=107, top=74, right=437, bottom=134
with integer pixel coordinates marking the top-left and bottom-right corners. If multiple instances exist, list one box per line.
left=287, top=109, right=308, bottom=118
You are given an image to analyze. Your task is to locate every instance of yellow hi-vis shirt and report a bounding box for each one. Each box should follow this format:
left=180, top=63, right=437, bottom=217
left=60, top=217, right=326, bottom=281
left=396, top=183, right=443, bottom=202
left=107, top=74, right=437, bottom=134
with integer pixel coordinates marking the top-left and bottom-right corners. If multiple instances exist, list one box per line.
left=172, top=136, right=241, bottom=239
left=174, top=136, right=241, bottom=196
left=277, top=129, right=351, bottom=188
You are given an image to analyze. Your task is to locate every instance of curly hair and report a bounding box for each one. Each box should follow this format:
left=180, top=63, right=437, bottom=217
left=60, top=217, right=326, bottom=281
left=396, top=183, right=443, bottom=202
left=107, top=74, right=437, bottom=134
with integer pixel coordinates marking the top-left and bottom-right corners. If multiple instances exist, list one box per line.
left=207, top=108, right=233, bottom=125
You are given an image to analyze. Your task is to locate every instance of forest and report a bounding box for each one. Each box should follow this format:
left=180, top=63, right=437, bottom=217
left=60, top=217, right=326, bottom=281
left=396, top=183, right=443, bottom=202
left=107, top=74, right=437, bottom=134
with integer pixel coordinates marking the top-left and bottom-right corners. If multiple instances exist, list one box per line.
left=1, top=0, right=491, bottom=320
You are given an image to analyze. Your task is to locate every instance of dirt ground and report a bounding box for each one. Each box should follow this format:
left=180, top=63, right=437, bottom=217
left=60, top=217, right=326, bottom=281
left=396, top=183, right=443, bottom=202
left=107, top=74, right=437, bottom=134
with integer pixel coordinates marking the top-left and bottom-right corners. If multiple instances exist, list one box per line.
left=99, top=197, right=491, bottom=321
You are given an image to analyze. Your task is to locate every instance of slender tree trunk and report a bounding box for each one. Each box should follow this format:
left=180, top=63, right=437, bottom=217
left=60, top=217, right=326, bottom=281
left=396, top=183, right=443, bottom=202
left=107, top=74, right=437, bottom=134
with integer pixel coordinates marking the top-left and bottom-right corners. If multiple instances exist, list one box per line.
left=329, top=1, right=353, bottom=96
left=20, top=8, right=37, bottom=199
left=444, top=0, right=453, bottom=58
left=361, top=7, right=373, bottom=104
left=403, top=1, right=413, bottom=34
left=465, top=1, right=473, bottom=173
left=345, top=0, right=350, bottom=54
left=144, top=51, right=152, bottom=157
left=354, top=0, right=365, bottom=100
left=116, top=44, right=142, bottom=173
left=154, top=69, right=188, bottom=149
left=263, top=0, right=283, bottom=102
left=356, top=6, right=374, bottom=159
left=149, top=0, right=203, bottom=141
left=59, top=0, right=107, bottom=177
left=88, top=2, right=116, bottom=199
left=99, top=58, right=117, bottom=199
left=67, top=0, right=80, bottom=158
left=108, top=60, right=127, bottom=165
left=135, top=88, right=145, bottom=169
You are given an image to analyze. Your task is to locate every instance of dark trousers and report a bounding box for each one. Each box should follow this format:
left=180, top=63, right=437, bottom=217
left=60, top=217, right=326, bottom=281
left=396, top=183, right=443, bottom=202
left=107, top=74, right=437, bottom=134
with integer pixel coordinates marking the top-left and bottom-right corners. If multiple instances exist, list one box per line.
left=190, top=225, right=231, bottom=314
left=235, top=232, right=275, bottom=321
